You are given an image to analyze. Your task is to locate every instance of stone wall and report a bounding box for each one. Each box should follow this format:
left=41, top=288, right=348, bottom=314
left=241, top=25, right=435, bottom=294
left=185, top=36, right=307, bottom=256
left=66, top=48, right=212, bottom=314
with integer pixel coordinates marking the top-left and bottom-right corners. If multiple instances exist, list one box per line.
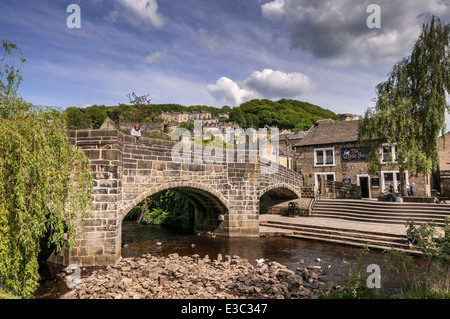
left=50, top=130, right=304, bottom=266
left=319, top=179, right=361, bottom=200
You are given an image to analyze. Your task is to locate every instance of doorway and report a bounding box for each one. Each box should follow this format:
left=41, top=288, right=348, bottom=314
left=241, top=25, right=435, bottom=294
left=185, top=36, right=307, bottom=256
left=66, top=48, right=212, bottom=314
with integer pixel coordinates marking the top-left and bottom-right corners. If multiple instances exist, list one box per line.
left=357, top=175, right=371, bottom=199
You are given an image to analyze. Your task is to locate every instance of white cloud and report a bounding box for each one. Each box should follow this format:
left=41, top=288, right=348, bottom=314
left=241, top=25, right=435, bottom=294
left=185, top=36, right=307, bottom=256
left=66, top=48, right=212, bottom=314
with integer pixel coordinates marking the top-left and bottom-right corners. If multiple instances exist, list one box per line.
left=206, top=69, right=316, bottom=106
left=144, top=51, right=166, bottom=63
left=113, top=0, right=166, bottom=29
left=245, top=69, right=316, bottom=98
left=206, top=77, right=258, bottom=106
left=261, top=0, right=286, bottom=21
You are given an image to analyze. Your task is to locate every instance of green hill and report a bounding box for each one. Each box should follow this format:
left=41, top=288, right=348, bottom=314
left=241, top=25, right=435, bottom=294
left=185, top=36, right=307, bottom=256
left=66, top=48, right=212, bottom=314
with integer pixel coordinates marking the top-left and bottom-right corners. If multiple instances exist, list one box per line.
left=64, top=98, right=339, bottom=132
left=229, top=99, right=339, bottom=132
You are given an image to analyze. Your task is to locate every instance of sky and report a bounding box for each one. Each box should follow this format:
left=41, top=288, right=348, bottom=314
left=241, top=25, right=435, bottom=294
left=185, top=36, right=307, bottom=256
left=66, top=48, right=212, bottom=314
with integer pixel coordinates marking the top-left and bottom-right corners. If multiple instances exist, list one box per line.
left=1, top=0, right=450, bottom=128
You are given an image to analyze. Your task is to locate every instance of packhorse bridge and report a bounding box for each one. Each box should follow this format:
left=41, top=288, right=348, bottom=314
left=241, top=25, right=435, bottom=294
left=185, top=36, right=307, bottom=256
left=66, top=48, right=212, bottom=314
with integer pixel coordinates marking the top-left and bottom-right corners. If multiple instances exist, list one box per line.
left=51, top=129, right=303, bottom=266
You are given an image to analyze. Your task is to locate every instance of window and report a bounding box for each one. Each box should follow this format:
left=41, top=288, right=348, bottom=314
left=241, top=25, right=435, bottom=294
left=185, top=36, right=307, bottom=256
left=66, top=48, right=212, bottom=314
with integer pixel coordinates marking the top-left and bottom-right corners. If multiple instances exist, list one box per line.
left=381, top=144, right=397, bottom=163
left=383, top=172, right=394, bottom=192
left=315, top=148, right=335, bottom=166
left=314, top=172, right=336, bottom=189
left=381, top=171, right=409, bottom=192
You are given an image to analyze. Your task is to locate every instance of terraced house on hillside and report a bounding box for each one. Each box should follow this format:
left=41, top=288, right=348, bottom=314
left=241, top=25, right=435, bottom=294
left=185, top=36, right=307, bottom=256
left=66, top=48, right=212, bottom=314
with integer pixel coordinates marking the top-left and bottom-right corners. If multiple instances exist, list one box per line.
left=159, top=110, right=213, bottom=123
left=294, top=116, right=432, bottom=199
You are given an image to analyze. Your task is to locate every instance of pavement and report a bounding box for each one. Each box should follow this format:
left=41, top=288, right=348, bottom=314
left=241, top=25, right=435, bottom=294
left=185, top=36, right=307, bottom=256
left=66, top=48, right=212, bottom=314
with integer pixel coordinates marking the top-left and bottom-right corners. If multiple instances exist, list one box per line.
left=259, top=214, right=417, bottom=237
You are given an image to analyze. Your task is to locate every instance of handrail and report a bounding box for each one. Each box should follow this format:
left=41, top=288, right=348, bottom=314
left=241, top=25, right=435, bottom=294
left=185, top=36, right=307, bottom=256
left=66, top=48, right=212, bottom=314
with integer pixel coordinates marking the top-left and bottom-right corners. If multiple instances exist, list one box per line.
left=307, top=187, right=320, bottom=217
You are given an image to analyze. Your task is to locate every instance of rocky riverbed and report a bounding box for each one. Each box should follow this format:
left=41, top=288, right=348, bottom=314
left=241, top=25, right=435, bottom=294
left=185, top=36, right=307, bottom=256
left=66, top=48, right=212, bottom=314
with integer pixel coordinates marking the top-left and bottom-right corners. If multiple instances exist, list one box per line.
left=60, top=253, right=325, bottom=299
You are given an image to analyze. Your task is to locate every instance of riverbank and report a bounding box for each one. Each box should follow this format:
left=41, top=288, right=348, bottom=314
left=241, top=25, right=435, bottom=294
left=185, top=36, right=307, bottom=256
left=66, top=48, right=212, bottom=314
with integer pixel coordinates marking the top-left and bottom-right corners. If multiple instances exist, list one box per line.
left=60, top=253, right=325, bottom=299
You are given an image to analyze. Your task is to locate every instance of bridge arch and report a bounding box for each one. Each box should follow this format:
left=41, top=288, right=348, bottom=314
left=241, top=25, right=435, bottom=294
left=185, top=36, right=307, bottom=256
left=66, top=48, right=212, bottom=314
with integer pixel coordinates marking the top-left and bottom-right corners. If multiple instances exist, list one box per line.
left=121, top=181, right=229, bottom=234
left=258, top=183, right=301, bottom=200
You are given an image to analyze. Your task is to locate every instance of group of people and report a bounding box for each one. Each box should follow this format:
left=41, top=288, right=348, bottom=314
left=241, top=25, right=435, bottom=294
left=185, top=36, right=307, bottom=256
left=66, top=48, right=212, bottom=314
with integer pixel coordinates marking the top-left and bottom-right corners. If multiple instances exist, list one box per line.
left=407, top=182, right=416, bottom=196
left=386, top=181, right=416, bottom=202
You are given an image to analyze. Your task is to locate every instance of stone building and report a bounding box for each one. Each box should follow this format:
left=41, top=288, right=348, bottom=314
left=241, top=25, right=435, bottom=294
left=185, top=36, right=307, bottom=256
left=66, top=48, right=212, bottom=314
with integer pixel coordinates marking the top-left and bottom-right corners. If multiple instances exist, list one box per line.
left=279, top=131, right=308, bottom=170
left=437, top=131, right=450, bottom=197
left=160, top=110, right=213, bottom=123
left=295, top=118, right=431, bottom=199
left=218, top=113, right=230, bottom=120
left=278, top=147, right=296, bottom=170
left=99, top=117, right=116, bottom=130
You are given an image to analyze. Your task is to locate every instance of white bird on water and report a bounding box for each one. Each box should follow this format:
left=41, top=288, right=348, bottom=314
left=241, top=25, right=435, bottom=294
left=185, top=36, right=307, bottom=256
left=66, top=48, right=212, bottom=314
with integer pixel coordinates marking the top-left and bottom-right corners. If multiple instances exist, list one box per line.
left=256, top=258, right=265, bottom=266
left=156, top=242, right=162, bottom=246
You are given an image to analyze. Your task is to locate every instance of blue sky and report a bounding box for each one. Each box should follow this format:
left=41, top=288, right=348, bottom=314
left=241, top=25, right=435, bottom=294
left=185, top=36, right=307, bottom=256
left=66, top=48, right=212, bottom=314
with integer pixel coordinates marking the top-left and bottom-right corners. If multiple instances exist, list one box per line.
left=1, top=0, right=449, bottom=127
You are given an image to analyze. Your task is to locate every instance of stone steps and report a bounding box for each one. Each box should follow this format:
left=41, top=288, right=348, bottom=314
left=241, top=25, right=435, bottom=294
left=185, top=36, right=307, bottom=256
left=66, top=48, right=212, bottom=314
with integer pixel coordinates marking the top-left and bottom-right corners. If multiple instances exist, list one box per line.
left=260, top=220, right=419, bottom=254
left=312, top=199, right=450, bottom=226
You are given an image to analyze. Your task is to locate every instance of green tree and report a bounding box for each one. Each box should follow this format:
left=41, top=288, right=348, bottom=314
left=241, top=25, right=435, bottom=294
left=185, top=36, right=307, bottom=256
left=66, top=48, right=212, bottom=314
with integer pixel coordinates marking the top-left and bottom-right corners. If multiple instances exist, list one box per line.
left=127, top=92, right=153, bottom=123
left=0, top=41, right=93, bottom=298
left=85, top=105, right=107, bottom=129
left=0, top=40, right=25, bottom=115
left=359, top=16, right=450, bottom=193
left=65, top=107, right=92, bottom=130
left=128, top=191, right=194, bottom=228
left=229, top=107, right=246, bottom=127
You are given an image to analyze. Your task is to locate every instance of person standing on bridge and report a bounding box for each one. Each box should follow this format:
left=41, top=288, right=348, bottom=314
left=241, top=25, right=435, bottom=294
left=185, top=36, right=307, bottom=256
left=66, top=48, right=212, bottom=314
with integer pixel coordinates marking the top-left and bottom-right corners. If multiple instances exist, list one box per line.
left=131, top=124, right=141, bottom=140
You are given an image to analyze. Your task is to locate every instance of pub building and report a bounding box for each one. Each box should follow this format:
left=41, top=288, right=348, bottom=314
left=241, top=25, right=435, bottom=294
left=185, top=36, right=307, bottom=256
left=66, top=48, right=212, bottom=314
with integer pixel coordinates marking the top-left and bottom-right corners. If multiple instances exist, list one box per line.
left=294, top=116, right=432, bottom=199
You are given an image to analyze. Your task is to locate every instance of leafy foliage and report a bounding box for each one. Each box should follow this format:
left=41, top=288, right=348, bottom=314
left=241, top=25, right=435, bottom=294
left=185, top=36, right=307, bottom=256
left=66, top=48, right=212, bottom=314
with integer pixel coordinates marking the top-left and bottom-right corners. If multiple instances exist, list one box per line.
left=126, top=191, right=194, bottom=228
left=359, top=16, right=450, bottom=182
left=383, top=217, right=450, bottom=298
left=0, top=41, right=93, bottom=298
left=0, top=40, right=25, bottom=107
left=230, top=99, right=339, bottom=131
left=322, top=244, right=379, bottom=299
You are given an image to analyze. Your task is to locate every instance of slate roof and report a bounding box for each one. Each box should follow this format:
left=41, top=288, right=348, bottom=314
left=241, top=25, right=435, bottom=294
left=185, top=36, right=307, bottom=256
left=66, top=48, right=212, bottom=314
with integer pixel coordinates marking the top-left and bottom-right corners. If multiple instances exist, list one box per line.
left=280, top=131, right=309, bottom=142
left=295, top=119, right=360, bottom=147
left=278, top=147, right=296, bottom=157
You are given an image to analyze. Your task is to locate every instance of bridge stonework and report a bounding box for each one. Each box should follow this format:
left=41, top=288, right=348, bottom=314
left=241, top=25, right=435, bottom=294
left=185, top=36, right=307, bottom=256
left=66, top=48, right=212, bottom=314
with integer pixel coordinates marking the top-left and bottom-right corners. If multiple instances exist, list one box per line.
left=50, top=130, right=303, bottom=266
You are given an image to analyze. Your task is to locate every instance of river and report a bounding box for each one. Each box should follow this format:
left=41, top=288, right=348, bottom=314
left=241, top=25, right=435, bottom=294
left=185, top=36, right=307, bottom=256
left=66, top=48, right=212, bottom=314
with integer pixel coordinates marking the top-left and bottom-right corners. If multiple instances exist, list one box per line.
left=35, top=221, right=409, bottom=299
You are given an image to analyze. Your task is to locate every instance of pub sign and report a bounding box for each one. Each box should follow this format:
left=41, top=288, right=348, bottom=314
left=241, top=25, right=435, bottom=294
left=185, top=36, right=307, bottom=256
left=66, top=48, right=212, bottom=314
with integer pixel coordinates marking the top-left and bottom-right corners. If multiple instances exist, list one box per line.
left=341, top=147, right=370, bottom=162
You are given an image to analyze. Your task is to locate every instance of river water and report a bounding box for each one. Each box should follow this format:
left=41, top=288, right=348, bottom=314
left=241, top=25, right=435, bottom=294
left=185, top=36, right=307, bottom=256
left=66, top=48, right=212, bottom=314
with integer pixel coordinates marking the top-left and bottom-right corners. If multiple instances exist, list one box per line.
left=35, top=221, right=410, bottom=299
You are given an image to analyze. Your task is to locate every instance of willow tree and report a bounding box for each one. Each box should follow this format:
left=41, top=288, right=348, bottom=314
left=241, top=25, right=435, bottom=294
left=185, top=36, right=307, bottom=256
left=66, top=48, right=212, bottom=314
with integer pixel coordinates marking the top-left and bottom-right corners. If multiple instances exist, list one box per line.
left=0, top=41, right=93, bottom=298
left=359, top=16, right=450, bottom=194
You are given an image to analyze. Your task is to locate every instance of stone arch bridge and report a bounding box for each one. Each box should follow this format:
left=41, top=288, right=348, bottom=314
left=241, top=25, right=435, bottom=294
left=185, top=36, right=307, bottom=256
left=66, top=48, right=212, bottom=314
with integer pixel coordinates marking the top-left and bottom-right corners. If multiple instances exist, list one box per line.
left=51, top=130, right=303, bottom=266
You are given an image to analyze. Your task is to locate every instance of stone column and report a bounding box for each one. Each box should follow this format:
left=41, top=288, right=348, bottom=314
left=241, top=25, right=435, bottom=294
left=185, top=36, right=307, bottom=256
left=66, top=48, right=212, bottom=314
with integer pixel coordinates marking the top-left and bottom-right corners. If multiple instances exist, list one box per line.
left=226, top=150, right=260, bottom=237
